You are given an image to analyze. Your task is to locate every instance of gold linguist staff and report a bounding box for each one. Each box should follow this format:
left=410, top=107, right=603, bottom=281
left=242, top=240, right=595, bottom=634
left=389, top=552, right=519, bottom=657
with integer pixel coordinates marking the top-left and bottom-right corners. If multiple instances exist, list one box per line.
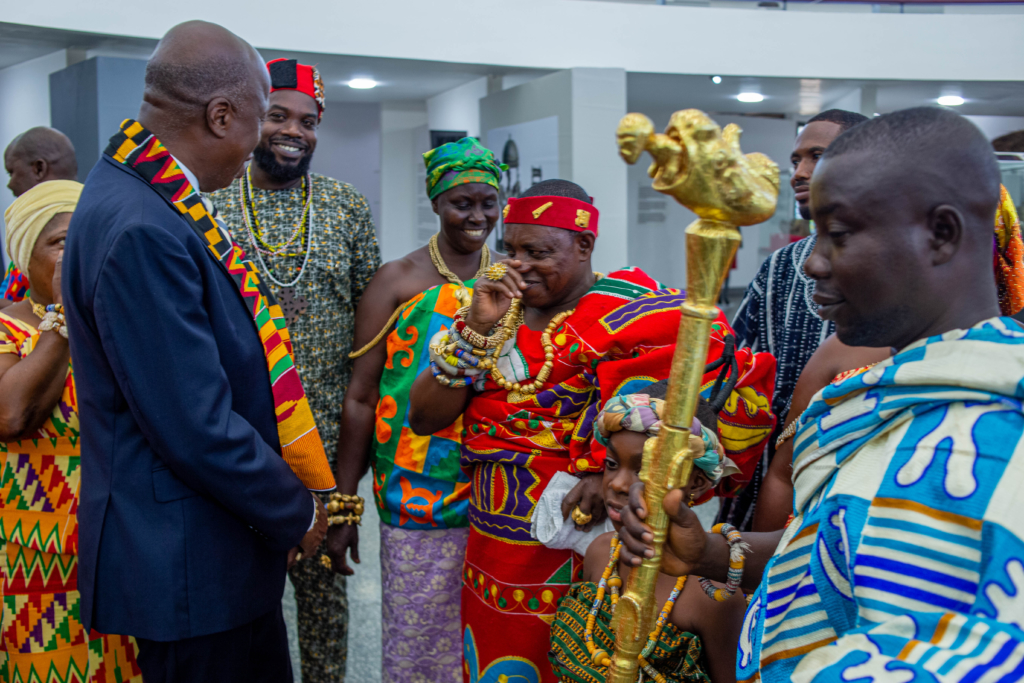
left=606, top=110, right=779, bottom=682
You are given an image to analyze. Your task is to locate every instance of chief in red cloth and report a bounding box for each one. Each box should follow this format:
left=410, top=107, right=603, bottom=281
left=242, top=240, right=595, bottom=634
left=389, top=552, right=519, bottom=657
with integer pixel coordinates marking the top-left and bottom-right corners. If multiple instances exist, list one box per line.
left=409, top=179, right=775, bottom=682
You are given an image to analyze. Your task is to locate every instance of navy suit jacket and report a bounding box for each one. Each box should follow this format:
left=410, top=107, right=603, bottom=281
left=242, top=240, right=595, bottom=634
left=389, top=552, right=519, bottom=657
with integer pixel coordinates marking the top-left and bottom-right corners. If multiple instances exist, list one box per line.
left=64, top=155, right=313, bottom=641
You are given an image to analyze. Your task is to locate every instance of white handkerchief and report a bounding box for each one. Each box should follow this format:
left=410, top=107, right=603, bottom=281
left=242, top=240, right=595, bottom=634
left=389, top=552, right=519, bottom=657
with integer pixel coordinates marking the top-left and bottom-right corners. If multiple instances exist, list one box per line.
left=530, top=471, right=614, bottom=556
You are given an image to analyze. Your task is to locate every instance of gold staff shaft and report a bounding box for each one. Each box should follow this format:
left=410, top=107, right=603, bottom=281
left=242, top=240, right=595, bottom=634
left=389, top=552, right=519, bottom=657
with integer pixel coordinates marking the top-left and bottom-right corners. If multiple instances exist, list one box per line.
left=606, top=219, right=740, bottom=683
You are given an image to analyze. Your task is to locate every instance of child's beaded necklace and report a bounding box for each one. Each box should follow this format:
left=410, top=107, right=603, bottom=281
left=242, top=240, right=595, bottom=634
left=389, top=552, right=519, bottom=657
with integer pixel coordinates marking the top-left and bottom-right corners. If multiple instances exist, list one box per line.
left=583, top=533, right=686, bottom=683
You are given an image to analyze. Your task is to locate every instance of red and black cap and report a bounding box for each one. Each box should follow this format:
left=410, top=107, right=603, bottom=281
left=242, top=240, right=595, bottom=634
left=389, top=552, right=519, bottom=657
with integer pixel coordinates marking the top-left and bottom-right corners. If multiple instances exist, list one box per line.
left=267, top=58, right=326, bottom=121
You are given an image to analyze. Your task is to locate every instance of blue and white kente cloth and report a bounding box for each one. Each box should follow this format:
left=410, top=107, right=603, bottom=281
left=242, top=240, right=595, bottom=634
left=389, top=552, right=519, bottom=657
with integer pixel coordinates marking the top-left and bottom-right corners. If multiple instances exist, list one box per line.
left=737, top=316, right=1024, bottom=682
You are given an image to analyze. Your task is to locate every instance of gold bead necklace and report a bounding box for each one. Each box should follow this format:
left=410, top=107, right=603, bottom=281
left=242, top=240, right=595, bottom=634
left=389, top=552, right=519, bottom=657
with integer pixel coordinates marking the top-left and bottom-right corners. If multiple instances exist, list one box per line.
left=488, top=304, right=574, bottom=395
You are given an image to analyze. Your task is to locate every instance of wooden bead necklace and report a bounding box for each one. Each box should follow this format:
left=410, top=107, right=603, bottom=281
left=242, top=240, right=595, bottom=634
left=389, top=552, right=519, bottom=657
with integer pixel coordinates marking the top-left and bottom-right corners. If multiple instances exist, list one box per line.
left=583, top=534, right=686, bottom=682
left=488, top=304, right=574, bottom=395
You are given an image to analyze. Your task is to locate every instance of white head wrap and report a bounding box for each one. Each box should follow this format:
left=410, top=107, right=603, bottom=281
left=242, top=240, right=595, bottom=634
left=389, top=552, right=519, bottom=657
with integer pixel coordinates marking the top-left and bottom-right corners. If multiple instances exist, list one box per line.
left=4, top=179, right=82, bottom=275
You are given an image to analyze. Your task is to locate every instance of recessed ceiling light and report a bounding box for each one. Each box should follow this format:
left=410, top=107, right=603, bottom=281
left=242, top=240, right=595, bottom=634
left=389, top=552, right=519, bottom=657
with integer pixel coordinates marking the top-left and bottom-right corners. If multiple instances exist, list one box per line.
left=711, top=76, right=722, bottom=85
left=737, top=92, right=764, bottom=103
left=937, top=95, right=964, bottom=106
left=348, top=78, right=378, bottom=90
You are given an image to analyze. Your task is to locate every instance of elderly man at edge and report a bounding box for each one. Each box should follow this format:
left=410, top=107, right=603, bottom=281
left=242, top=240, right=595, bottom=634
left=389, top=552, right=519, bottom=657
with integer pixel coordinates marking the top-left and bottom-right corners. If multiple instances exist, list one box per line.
left=63, top=21, right=332, bottom=682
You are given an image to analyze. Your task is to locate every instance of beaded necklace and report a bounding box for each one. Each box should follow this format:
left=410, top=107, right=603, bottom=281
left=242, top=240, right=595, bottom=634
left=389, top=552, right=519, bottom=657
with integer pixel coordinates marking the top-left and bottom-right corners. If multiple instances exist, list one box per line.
left=584, top=534, right=687, bottom=683
left=240, top=166, right=311, bottom=256
left=487, top=303, right=571, bottom=395
left=427, top=233, right=491, bottom=307
left=239, top=168, right=316, bottom=289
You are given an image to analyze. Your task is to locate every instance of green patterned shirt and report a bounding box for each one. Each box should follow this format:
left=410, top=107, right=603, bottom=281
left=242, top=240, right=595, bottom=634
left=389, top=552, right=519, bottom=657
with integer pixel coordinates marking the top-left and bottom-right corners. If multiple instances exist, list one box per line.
left=209, top=173, right=381, bottom=464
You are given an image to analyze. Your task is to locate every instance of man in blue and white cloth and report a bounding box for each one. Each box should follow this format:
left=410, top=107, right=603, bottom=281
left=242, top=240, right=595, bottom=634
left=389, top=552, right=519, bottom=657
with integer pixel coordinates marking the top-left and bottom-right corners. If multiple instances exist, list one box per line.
left=616, top=106, right=1024, bottom=683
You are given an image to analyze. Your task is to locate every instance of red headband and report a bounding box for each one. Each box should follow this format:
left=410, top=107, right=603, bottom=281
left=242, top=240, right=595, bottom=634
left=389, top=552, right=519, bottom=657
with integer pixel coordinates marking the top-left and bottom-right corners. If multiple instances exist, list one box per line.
left=267, top=58, right=326, bottom=121
left=503, top=195, right=599, bottom=235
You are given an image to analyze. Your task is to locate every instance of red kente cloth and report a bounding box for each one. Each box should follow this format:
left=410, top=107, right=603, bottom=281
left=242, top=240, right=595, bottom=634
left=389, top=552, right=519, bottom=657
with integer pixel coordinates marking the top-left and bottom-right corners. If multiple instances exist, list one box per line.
left=459, top=268, right=775, bottom=682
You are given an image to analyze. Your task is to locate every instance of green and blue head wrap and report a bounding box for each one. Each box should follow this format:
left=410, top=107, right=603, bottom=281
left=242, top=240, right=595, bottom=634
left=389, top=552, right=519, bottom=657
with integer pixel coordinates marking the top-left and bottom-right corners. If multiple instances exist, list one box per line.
left=423, top=137, right=506, bottom=200
left=595, top=393, right=738, bottom=485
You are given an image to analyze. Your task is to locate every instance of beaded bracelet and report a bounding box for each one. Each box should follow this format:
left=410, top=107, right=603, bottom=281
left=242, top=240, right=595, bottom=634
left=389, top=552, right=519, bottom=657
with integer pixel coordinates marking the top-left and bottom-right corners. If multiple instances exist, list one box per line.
left=328, top=513, right=362, bottom=526
left=431, top=361, right=472, bottom=388
left=698, top=523, right=746, bottom=602
left=39, top=304, right=69, bottom=339
left=326, top=492, right=364, bottom=516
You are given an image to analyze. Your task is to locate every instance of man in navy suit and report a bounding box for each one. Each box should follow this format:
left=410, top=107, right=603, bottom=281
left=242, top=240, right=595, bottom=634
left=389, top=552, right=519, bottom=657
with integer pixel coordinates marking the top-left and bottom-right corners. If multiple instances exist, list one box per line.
left=63, top=21, right=328, bottom=682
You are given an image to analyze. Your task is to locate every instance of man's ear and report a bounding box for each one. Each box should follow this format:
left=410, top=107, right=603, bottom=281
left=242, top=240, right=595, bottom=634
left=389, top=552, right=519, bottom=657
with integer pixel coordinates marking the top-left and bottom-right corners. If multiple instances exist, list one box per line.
left=928, top=204, right=964, bottom=266
left=205, top=97, right=233, bottom=140
left=31, top=158, right=49, bottom=181
left=576, top=232, right=595, bottom=260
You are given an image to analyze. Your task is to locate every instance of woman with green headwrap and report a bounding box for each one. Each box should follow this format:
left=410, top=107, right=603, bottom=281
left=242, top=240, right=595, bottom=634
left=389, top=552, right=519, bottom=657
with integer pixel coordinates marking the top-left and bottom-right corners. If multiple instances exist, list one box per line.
left=329, top=137, right=505, bottom=681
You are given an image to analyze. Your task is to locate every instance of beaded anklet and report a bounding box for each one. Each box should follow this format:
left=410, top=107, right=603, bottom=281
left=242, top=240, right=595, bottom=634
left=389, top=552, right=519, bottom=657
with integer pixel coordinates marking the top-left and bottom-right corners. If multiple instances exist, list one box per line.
left=698, top=522, right=745, bottom=602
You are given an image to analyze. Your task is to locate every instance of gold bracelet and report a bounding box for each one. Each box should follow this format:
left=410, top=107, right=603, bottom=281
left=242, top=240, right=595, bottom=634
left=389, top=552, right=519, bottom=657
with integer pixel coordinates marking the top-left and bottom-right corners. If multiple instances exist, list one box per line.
left=327, top=492, right=365, bottom=516
left=328, top=513, right=362, bottom=526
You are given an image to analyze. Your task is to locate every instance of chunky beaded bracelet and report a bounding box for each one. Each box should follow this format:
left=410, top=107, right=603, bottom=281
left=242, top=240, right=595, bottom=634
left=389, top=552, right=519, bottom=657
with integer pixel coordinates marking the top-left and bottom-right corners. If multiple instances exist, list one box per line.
left=327, top=493, right=364, bottom=526
left=698, top=523, right=746, bottom=602
left=39, top=304, right=69, bottom=339
left=327, top=492, right=364, bottom=516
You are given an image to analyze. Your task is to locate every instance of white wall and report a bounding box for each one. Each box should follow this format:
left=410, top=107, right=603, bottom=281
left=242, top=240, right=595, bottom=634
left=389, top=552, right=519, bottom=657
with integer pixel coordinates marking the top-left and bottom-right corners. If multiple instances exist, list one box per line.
left=0, top=49, right=67, bottom=266
left=426, top=77, right=487, bottom=139
left=379, top=101, right=427, bottom=263
left=965, top=116, right=1024, bottom=142
left=7, top=0, right=1023, bottom=82
left=310, top=102, right=382, bottom=236
left=625, top=110, right=797, bottom=291
left=480, top=68, right=628, bottom=275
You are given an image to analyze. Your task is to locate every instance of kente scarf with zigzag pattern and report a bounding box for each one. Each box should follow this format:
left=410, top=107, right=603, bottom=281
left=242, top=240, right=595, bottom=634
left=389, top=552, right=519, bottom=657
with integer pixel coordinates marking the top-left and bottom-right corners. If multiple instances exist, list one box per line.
left=105, top=119, right=336, bottom=492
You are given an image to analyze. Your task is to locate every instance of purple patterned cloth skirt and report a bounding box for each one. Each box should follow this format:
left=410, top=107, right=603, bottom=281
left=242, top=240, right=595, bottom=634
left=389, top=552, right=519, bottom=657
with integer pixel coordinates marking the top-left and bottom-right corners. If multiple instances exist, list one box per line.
left=380, top=523, right=469, bottom=683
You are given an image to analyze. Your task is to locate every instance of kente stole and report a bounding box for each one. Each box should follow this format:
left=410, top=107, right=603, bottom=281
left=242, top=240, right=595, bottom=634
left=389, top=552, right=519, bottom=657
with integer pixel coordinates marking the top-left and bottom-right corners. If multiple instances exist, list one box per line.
left=105, top=119, right=335, bottom=492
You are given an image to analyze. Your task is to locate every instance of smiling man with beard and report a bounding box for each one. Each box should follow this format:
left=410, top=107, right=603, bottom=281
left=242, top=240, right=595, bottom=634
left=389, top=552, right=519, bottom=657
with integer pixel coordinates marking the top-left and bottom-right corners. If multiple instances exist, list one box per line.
left=209, top=57, right=381, bottom=683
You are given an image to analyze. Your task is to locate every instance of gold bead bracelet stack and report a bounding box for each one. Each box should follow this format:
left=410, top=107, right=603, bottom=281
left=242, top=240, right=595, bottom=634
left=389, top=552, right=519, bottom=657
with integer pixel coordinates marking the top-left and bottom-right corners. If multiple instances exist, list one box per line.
left=327, top=493, right=364, bottom=526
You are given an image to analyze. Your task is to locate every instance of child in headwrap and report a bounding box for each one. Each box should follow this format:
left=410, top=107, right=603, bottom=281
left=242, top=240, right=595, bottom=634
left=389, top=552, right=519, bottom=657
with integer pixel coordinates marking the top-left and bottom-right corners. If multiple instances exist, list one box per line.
left=548, top=380, right=746, bottom=683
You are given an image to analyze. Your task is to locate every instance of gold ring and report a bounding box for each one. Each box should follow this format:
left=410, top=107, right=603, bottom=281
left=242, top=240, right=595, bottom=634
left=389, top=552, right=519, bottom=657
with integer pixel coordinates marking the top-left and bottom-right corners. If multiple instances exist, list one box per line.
left=571, top=505, right=592, bottom=526
left=485, top=263, right=508, bottom=281
left=319, top=555, right=333, bottom=569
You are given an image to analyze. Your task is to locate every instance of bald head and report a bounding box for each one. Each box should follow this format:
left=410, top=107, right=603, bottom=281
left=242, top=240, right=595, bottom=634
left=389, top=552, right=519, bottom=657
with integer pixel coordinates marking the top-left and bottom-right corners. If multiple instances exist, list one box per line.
left=139, top=21, right=270, bottom=192
left=144, top=21, right=267, bottom=131
left=4, top=127, right=78, bottom=197
left=824, top=107, right=999, bottom=230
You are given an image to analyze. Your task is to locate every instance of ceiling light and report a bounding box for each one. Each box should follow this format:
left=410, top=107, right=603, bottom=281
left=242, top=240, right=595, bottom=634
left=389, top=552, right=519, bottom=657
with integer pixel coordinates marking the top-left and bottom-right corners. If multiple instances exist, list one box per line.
left=937, top=95, right=964, bottom=107
left=737, top=92, right=764, bottom=103
left=348, top=78, right=378, bottom=90
left=711, top=76, right=722, bottom=85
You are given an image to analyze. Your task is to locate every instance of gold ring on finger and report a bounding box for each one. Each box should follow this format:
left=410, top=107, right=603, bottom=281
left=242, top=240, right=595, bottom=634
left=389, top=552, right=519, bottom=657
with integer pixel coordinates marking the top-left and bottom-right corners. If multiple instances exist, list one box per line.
left=571, top=505, right=593, bottom=526
left=485, top=262, right=508, bottom=281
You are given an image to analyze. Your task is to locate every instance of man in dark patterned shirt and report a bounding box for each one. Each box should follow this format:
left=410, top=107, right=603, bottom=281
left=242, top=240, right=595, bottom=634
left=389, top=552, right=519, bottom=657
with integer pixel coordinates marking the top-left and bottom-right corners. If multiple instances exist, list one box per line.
left=210, top=58, right=381, bottom=683
left=719, top=109, right=867, bottom=530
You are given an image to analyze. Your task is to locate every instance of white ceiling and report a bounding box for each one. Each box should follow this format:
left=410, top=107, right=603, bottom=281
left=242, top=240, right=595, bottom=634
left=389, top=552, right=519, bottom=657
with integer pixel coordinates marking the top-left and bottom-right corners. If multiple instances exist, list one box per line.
left=3, top=23, right=1023, bottom=116
left=627, top=73, right=1024, bottom=118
